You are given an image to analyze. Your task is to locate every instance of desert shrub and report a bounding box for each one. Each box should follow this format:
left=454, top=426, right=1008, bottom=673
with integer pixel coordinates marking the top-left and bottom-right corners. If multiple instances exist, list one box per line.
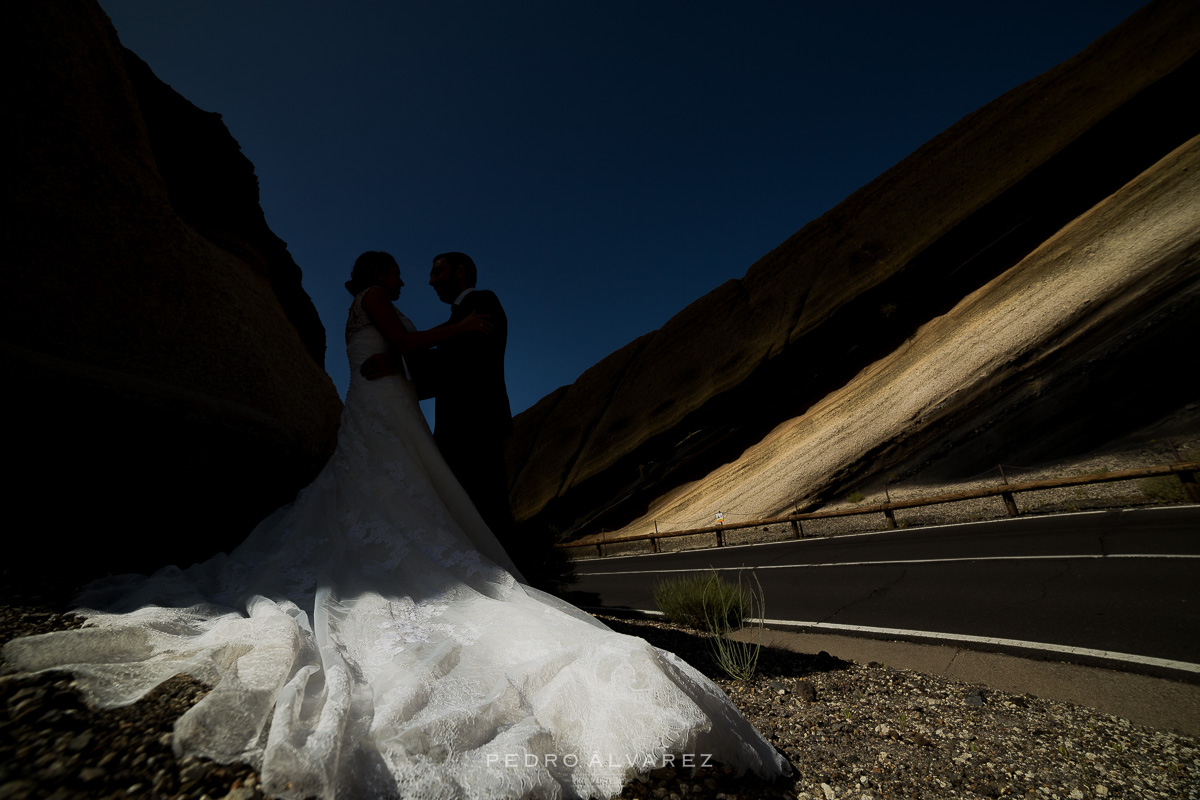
left=705, top=571, right=765, bottom=681
left=845, top=490, right=865, bottom=503
left=653, top=571, right=748, bottom=630
left=653, top=570, right=766, bottom=681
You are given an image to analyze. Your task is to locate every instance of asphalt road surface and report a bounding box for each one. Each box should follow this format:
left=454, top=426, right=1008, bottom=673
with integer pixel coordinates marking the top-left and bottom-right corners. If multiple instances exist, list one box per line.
left=566, top=506, right=1200, bottom=677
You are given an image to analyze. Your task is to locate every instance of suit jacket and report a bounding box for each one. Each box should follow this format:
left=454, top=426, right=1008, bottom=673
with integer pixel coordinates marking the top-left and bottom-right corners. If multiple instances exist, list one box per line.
left=433, top=289, right=514, bottom=447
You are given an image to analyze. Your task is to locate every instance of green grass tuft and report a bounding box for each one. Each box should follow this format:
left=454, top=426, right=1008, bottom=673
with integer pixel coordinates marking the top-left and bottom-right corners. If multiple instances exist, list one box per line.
left=653, top=571, right=748, bottom=630
left=704, top=571, right=765, bottom=681
left=653, top=570, right=765, bottom=681
left=1139, top=475, right=1186, bottom=503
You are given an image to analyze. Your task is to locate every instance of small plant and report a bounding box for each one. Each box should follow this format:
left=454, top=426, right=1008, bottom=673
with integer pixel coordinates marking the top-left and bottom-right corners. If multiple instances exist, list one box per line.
left=1139, top=476, right=1186, bottom=503
left=653, top=570, right=766, bottom=681
left=703, top=571, right=765, bottom=682
left=653, top=571, right=748, bottom=630
left=845, top=490, right=865, bottom=503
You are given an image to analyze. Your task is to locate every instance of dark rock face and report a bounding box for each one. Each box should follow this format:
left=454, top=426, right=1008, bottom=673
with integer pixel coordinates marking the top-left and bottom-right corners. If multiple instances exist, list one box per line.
left=121, top=50, right=328, bottom=366
left=508, top=0, right=1200, bottom=536
left=1, top=2, right=342, bottom=583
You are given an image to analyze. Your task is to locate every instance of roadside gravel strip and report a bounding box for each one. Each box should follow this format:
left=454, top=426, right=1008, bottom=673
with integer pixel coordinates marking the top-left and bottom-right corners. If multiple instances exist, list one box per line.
left=2, top=595, right=1197, bottom=800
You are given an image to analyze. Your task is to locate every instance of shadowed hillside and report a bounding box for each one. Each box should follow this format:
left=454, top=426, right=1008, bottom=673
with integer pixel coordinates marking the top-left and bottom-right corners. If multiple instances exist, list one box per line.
left=506, top=0, right=1200, bottom=538
left=1, top=2, right=342, bottom=582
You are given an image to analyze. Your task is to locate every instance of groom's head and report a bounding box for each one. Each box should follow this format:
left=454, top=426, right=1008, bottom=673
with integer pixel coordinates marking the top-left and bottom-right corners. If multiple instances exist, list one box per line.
left=429, top=252, right=476, bottom=304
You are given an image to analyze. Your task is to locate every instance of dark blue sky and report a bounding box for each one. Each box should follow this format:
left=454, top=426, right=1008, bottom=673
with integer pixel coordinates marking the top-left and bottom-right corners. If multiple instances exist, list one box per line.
left=98, top=1, right=1146, bottom=418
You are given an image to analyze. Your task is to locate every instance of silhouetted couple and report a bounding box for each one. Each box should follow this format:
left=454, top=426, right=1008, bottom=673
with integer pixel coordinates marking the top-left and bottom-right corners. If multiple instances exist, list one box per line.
left=358, top=250, right=515, bottom=541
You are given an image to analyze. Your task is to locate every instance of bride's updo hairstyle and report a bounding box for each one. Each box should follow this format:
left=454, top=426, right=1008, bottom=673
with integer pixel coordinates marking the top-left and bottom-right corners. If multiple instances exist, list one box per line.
left=345, top=251, right=399, bottom=295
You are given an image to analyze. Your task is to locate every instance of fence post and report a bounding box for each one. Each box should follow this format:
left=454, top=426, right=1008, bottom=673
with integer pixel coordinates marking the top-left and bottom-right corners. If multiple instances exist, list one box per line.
left=1165, top=440, right=1200, bottom=502
left=998, top=464, right=1019, bottom=517
left=790, top=519, right=802, bottom=539
left=883, top=485, right=897, bottom=529
left=715, top=528, right=725, bottom=547
left=1178, top=469, right=1200, bottom=503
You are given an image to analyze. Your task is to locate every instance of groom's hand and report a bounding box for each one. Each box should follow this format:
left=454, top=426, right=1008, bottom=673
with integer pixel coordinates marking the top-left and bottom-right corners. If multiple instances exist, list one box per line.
left=360, top=352, right=400, bottom=381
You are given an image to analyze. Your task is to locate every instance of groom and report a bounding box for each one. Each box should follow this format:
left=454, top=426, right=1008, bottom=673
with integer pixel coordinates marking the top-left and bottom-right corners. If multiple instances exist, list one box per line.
left=426, top=252, right=515, bottom=538
left=362, top=252, right=515, bottom=539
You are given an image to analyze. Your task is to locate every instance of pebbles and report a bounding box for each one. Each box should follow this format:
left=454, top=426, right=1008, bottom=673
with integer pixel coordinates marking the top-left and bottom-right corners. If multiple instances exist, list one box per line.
left=3, top=599, right=1197, bottom=799
left=602, top=616, right=1200, bottom=800
left=0, top=596, right=264, bottom=800
left=0, top=668, right=263, bottom=800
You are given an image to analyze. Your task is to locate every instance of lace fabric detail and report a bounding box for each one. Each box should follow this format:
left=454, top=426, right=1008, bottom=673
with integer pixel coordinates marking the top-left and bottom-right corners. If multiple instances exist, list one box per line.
left=346, top=289, right=417, bottom=347
left=3, top=302, right=788, bottom=799
left=344, top=291, right=375, bottom=344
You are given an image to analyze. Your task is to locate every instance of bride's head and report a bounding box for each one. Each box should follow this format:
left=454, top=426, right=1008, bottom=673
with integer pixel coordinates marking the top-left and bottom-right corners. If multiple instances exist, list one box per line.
left=346, top=251, right=403, bottom=298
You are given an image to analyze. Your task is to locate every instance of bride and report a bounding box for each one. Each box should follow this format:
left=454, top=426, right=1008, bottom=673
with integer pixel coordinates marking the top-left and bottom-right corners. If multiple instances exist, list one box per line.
left=4, top=252, right=788, bottom=799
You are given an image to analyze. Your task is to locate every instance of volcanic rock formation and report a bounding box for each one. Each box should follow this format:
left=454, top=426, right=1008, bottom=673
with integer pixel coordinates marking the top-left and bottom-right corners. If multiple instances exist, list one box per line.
left=2, top=2, right=342, bottom=580
left=506, top=0, right=1200, bottom=538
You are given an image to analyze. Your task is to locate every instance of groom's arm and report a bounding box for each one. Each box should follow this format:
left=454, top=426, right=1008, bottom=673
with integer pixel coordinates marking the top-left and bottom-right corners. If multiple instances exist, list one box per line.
left=360, top=351, right=404, bottom=380
left=458, top=291, right=506, bottom=342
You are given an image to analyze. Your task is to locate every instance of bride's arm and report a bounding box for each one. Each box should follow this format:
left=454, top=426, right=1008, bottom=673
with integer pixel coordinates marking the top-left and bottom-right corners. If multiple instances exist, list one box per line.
left=360, top=287, right=490, bottom=353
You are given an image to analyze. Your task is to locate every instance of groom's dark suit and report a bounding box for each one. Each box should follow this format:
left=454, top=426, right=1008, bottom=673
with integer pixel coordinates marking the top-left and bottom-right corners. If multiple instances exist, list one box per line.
left=433, top=288, right=515, bottom=537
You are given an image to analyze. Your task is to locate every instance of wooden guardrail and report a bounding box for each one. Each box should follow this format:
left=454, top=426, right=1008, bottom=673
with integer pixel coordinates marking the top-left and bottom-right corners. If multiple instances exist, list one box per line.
left=556, top=461, right=1200, bottom=558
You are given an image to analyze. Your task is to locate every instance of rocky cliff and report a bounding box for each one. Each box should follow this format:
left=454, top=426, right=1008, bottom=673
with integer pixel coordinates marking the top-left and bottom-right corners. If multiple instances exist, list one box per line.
left=1, top=2, right=342, bottom=580
left=507, top=0, right=1200, bottom=537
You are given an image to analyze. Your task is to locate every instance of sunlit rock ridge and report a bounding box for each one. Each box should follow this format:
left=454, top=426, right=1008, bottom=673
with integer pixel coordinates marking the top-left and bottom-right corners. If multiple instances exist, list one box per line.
left=506, top=0, right=1200, bottom=538
left=2, top=2, right=342, bottom=579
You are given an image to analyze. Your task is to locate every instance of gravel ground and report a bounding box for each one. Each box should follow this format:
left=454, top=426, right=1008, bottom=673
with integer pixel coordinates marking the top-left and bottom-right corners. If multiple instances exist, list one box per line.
left=2, top=593, right=1197, bottom=800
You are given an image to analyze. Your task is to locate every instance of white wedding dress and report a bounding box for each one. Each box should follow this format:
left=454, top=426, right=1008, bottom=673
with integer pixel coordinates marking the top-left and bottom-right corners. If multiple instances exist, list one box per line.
left=4, top=293, right=787, bottom=799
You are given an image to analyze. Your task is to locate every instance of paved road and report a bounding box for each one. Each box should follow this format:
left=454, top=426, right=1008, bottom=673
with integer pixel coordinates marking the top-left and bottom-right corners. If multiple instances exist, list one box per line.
left=567, top=506, right=1200, bottom=677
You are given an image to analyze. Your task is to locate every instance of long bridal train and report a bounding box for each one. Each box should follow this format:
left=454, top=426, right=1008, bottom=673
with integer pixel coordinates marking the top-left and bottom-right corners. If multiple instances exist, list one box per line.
left=4, top=291, right=788, bottom=799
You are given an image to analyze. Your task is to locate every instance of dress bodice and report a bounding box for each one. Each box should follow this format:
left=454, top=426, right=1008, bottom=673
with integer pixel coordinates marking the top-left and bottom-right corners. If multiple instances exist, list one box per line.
left=345, top=290, right=417, bottom=374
